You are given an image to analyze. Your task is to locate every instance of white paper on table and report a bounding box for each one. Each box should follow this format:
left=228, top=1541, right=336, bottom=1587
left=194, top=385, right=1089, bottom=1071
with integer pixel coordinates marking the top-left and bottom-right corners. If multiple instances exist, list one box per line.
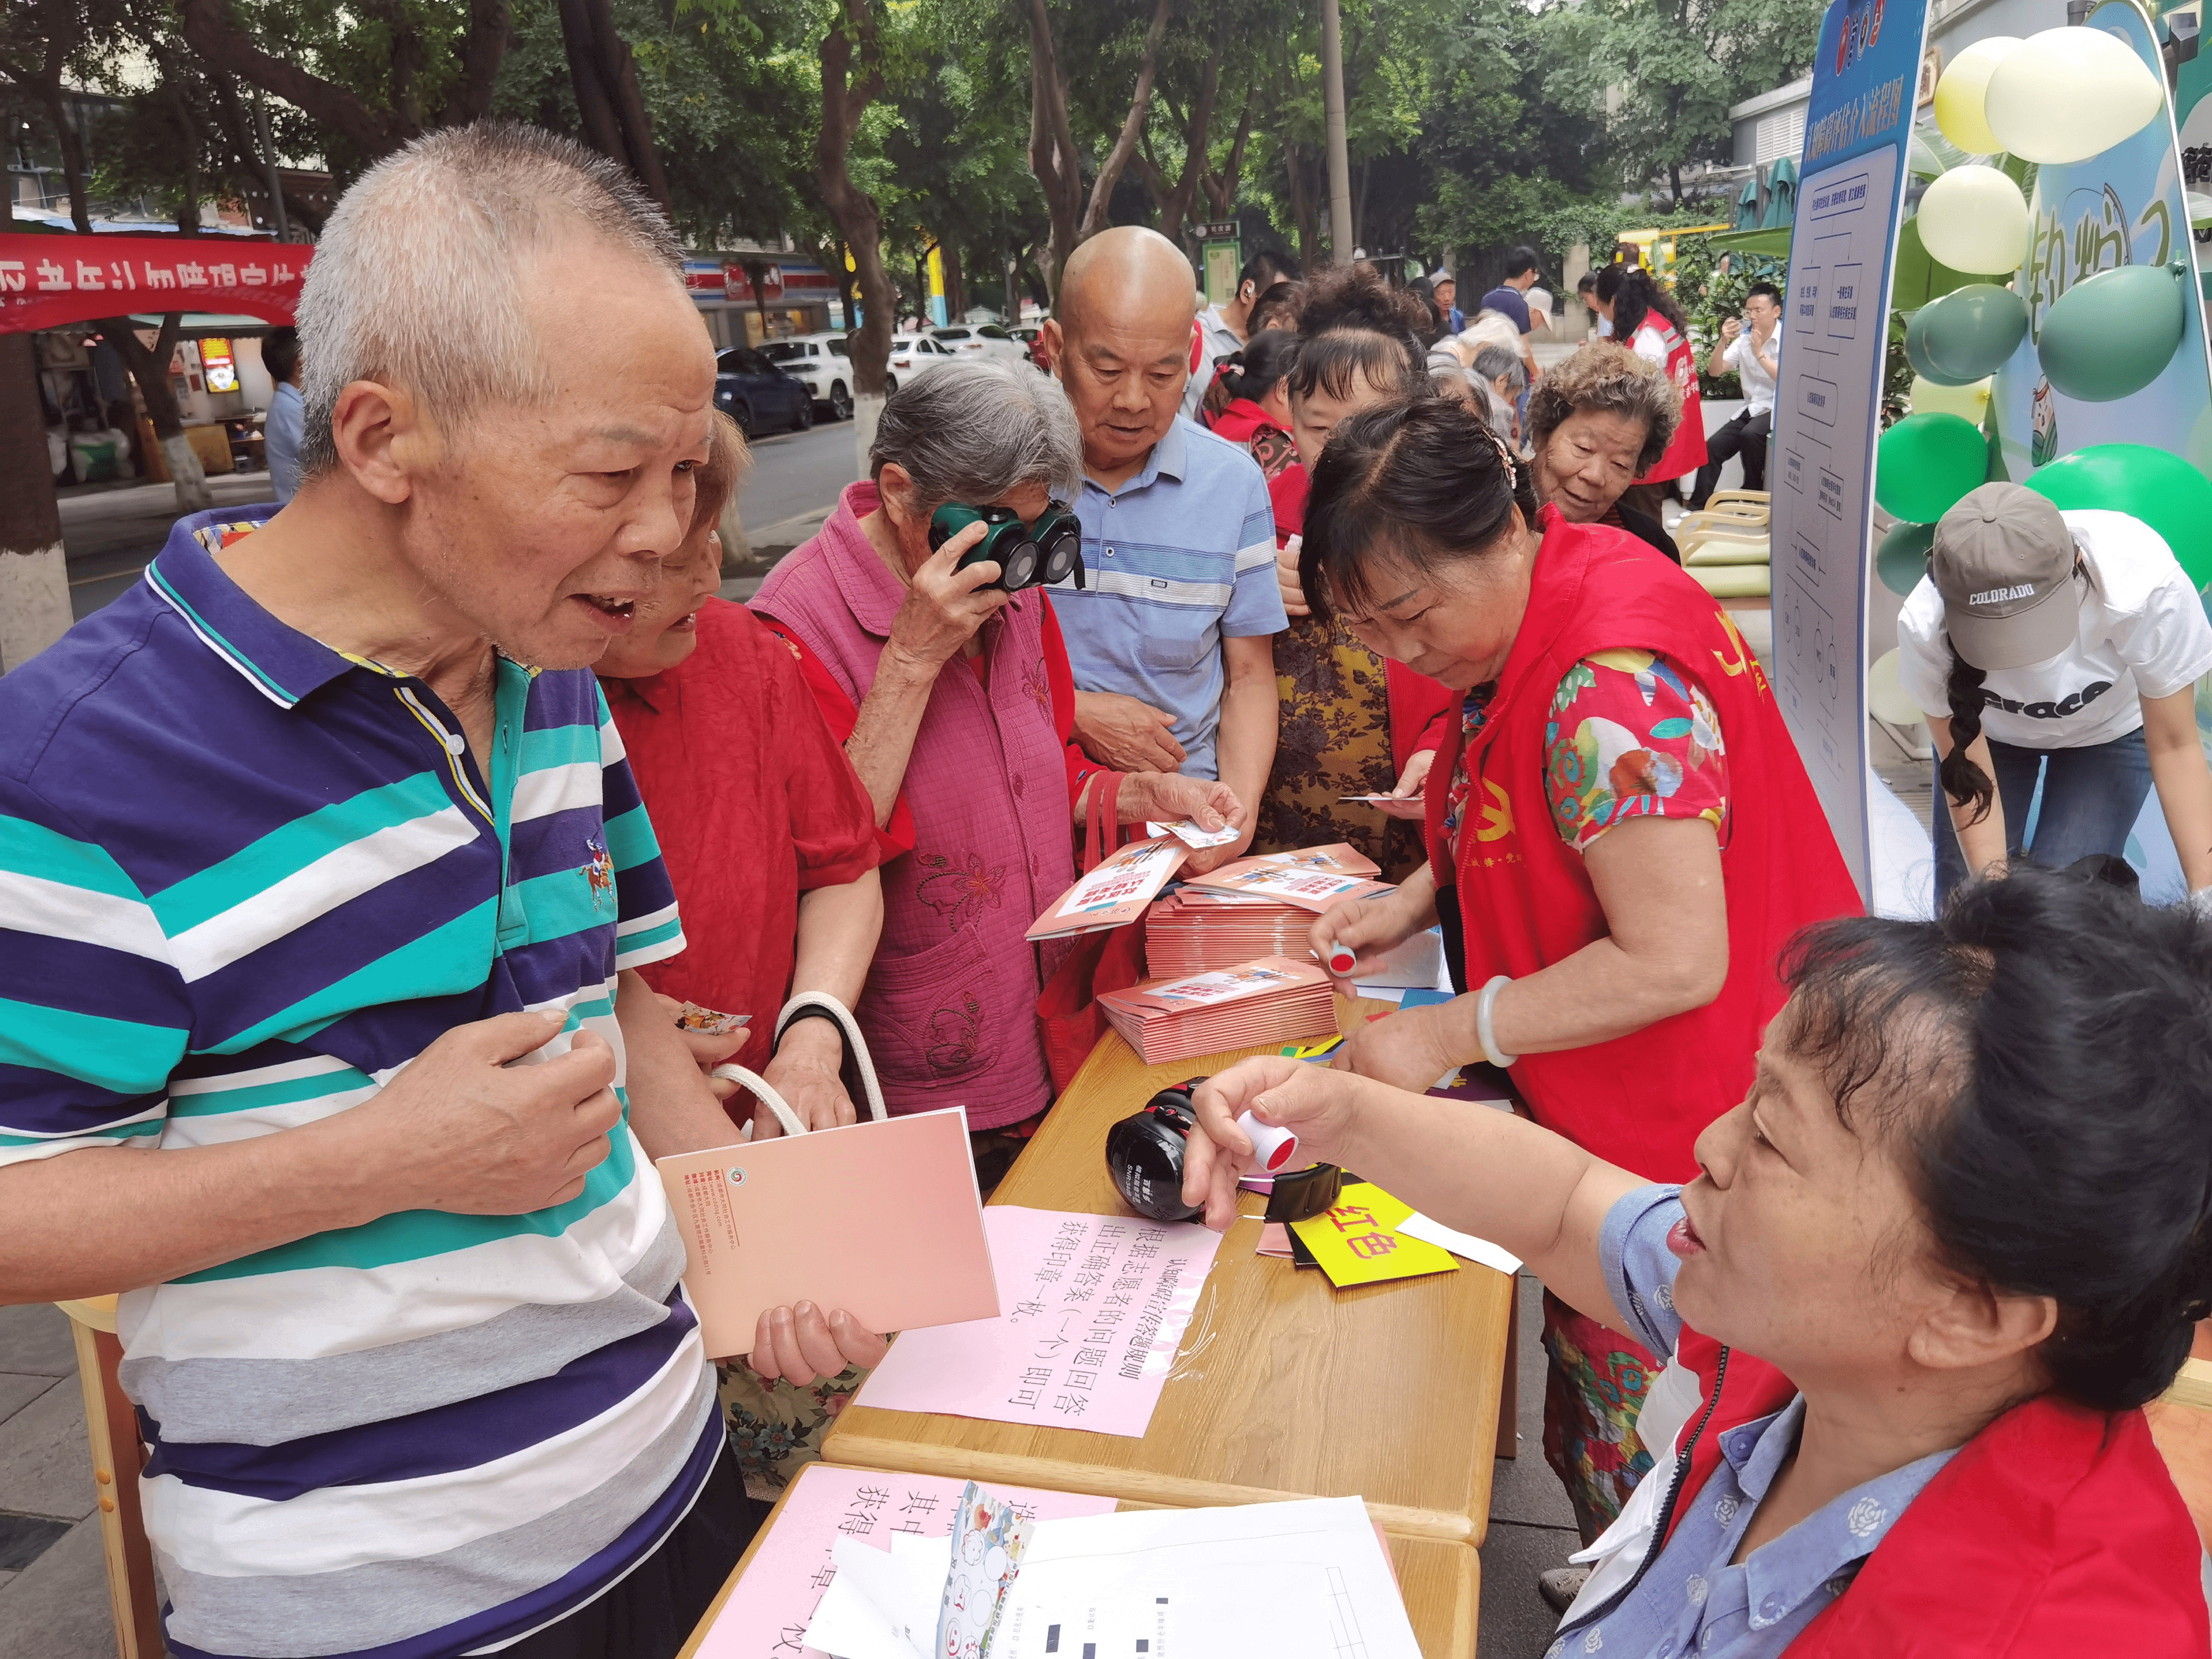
left=1398, top=1211, right=1522, bottom=1275
left=1145, top=818, right=1242, bottom=848
left=989, top=1496, right=1420, bottom=1659
left=800, top=1534, right=940, bottom=1659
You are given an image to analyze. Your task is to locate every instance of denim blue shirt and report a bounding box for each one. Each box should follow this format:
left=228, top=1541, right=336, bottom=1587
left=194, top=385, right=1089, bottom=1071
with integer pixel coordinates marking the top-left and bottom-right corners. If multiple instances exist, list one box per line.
left=1547, top=1186, right=1959, bottom=1659
left=1050, top=416, right=1283, bottom=780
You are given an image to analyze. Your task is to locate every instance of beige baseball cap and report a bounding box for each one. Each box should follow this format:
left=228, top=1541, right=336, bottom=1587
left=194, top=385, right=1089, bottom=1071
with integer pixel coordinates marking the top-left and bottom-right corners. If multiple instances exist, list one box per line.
left=1931, top=483, right=2081, bottom=671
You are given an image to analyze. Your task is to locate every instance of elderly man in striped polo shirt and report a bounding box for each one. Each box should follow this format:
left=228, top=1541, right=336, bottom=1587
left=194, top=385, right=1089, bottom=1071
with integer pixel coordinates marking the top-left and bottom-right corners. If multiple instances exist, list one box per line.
left=1038, top=227, right=1284, bottom=862
left=0, top=124, right=879, bottom=1659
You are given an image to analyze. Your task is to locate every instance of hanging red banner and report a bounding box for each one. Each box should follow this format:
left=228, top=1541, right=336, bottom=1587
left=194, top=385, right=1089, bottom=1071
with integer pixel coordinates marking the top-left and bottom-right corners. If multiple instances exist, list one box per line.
left=0, top=234, right=311, bottom=334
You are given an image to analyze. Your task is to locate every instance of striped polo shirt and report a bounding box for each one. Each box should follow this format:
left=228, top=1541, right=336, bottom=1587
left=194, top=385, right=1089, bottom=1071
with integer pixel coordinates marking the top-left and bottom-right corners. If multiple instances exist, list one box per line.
left=0, top=509, right=717, bottom=1659
left=1049, top=415, right=1285, bottom=780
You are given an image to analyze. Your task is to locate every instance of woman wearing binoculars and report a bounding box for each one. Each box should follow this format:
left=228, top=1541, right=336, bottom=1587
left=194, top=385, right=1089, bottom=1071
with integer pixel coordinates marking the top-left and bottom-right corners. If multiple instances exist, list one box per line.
left=1296, top=397, right=1859, bottom=1546
left=1181, top=873, right=2212, bottom=1658
left=753, top=359, right=1238, bottom=1141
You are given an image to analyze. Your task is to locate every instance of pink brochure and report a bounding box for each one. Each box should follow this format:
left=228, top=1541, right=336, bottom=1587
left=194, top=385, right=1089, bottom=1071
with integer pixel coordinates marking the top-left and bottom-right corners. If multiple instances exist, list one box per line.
left=692, top=1464, right=1112, bottom=1659
left=1026, top=835, right=1189, bottom=940
left=1182, top=854, right=1395, bottom=913
left=656, top=1106, right=998, bottom=1359
left=852, top=1205, right=1225, bottom=1437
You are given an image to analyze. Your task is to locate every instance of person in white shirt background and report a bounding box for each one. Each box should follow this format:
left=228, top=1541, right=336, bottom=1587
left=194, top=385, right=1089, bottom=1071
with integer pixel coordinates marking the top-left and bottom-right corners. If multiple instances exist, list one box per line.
left=1182, top=247, right=1304, bottom=419
left=1897, top=482, right=2212, bottom=902
left=1688, top=281, right=1781, bottom=510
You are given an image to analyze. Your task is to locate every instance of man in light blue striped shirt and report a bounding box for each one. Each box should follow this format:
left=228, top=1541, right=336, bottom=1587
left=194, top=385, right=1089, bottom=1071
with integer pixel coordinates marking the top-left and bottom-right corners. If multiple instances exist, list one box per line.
left=0, top=124, right=878, bottom=1659
left=1040, top=227, right=1283, bottom=866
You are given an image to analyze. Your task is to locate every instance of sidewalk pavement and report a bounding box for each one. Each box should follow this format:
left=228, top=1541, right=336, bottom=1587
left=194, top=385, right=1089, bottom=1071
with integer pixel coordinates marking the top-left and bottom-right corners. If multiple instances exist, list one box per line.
left=0, top=1304, right=118, bottom=1659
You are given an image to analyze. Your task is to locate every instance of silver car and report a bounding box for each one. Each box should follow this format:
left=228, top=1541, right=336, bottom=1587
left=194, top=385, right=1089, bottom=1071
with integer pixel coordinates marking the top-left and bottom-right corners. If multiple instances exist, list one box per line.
left=758, top=333, right=857, bottom=421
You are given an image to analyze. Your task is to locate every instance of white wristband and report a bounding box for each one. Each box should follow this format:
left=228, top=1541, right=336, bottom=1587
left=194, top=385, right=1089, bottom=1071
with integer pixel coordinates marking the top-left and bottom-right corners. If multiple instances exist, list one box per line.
left=1475, top=974, right=1518, bottom=1069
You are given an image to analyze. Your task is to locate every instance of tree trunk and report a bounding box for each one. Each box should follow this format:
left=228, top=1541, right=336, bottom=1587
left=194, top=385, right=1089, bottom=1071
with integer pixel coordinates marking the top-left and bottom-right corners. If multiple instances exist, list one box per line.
left=1201, top=82, right=1256, bottom=219
left=1286, top=139, right=1321, bottom=272
left=556, top=0, right=673, bottom=213
left=940, top=239, right=966, bottom=323
left=100, top=317, right=211, bottom=515
left=0, top=333, right=71, bottom=671
left=835, top=238, right=858, bottom=331
left=1025, top=0, right=1084, bottom=305
left=1075, top=0, right=1173, bottom=244
left=815, top=0, right=895, bottom=469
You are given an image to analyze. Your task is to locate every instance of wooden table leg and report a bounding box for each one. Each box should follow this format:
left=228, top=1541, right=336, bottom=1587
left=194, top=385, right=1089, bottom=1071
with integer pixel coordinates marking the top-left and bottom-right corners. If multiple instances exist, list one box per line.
left=63, top=1309, right=163, bottom=1659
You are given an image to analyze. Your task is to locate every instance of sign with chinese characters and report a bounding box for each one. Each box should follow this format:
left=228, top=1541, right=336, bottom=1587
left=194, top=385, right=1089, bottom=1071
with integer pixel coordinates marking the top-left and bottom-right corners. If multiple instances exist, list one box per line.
left=1285, top=1182, right=1460, bottom=1289
left=852, top=1206, right=1224, bottom=1438
left=692, top=1465, right=1112, bottom=1659
left=0, top=233, right=310, bottom=333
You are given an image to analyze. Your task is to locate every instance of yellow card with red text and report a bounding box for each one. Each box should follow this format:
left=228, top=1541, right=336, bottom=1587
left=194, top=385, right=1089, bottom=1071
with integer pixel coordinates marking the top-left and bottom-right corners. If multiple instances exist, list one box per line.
left=1286, top=1181, right=1461, bottom=1288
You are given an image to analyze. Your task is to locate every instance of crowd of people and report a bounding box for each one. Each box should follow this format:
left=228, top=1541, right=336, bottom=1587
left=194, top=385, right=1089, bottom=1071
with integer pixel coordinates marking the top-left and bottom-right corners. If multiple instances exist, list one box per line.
left=1, top=119, right=2209, bottom=1659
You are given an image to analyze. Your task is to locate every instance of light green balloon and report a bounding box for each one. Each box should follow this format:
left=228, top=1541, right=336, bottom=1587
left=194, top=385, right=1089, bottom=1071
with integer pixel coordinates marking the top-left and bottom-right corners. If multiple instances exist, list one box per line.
left=1877, top=521, right=1936, bottom=596
left=1877, top=414, right=1991, bottom=524
left=2037, top=262, right=2188, bottom=402
left=1908, top=284, right=2030, bottom=384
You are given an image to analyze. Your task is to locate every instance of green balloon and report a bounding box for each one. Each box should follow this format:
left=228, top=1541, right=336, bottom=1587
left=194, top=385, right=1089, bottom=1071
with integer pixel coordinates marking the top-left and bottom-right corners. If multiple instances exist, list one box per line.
left=1877, top=520, right=1936, bottom=596
left=2037, top=262, right=2188, bottom=402
left=1906, top=284, right=2030, bottom=385
left=2026, top=443, right=2212, bottom=589
left=1876, top=413, right=1991, bottom=524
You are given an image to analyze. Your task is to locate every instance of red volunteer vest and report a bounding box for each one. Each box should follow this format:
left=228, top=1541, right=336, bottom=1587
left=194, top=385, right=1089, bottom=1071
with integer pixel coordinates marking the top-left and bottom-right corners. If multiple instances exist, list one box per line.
left=1424, top=508, right=1859, bottom=1179
left=1638, top=320, right=1708, bottom=484
left=1659, top=1328, right=2210, bottom=1657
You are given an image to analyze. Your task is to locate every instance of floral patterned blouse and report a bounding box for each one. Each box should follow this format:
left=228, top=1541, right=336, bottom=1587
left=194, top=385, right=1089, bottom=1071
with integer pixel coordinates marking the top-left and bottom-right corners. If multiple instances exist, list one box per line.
left=1443, top=648, right=1730, bottom=858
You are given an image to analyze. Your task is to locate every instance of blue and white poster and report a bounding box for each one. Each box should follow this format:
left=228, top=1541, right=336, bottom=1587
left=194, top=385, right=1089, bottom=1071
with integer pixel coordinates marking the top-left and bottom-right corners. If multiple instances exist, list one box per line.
left=1772, top=0, right=1932, bottom=899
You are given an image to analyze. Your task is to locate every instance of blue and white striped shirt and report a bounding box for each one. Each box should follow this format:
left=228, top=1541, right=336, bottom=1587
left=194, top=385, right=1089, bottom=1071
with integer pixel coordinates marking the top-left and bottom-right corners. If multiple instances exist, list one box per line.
left=0, top=508, right=715, bottom=1659
left=1050, top=416, right=1285, bottom=780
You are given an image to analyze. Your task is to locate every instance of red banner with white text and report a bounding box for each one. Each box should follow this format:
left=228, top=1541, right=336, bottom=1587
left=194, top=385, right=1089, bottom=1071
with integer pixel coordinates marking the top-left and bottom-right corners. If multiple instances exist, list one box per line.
left=0, top=234, right=311, bottom=334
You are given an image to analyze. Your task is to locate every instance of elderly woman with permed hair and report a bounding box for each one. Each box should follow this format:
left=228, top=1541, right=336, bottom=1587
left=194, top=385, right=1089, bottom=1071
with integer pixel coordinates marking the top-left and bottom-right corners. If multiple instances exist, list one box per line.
left=753, top=360, right=1239, bottom=1161
left=1526, top=341, right=1689, bottom=562
left=1294, top=395, right=1861, bottom=1558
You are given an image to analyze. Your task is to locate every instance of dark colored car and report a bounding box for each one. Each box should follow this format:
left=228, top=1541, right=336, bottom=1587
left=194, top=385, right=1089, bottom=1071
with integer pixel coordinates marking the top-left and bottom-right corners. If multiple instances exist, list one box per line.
left=714, top=347, right=815, bottom=437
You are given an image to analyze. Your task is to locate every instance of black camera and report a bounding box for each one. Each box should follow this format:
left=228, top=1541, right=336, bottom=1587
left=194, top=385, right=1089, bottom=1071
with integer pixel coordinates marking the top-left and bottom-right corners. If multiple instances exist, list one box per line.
left=1106, top=1080, right=1341, bottom=1225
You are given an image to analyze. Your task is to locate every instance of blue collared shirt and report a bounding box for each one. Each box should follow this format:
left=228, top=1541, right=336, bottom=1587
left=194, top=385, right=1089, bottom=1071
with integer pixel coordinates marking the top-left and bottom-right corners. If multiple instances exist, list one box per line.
left=1050, top=416, right=1284, bottom=779
left=266, top=381, right=305, bottom=503
left=1547, top=1187, right=1960, bottom=1659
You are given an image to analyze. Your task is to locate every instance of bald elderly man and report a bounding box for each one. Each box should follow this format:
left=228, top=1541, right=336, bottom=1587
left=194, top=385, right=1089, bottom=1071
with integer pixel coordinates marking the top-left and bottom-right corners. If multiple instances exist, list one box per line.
left=1040, top=227, right=1283, bottom=857
left=0, top=123, right=882, bottom=1659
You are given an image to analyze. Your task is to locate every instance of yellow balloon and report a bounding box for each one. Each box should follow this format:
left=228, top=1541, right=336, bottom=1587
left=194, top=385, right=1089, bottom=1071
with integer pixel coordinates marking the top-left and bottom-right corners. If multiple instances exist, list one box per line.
left=1910, top=374, right=1992, bottom=422
left=1868, top=649, right=1927, bottom=727
left=1932, top=36, right=2021, bottom=154
left=1985, top=26, right=2164, bottom=164
left=1914, top=166, right=2029, bottom=275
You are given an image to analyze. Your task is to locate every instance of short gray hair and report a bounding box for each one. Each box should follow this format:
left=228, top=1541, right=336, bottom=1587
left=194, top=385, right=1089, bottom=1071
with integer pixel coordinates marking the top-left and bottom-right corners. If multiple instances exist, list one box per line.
left=869, top=359, right=1084, bottom=507
left=296, top=121, right=685, bottom=475
left=1471, top=343, right=1527, bottom=392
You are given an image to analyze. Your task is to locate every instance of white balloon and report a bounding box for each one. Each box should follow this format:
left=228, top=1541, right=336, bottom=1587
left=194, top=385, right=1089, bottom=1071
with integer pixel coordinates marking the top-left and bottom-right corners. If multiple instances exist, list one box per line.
left=1910, top=374, right=1992, bottom=422
left=1868, top=649, right=1927, bottom=728
left=1984, top=26, right=2164, bottom=164
left=1932, top=36, right=2021, bottom=154
left=1914, top=166, right=2029, bottom=276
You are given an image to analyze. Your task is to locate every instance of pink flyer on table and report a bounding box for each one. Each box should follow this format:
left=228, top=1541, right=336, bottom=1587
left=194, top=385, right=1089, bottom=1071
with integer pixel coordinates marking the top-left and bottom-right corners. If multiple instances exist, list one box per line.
left=691, top=1465, right=1112, bottom=1659
left=851, top=1205, right=1224, bottom=1437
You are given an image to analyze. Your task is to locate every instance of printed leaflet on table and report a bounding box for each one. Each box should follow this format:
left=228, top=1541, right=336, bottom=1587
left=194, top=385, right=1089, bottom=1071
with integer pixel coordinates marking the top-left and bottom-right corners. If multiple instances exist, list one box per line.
left=852, top=1205, right=1224, bottom=1437
left=1179, top=844, right=1395, bottom=912
left=655, top=1107, right=998, bottom=1357
left=1094, top=955, right=1337, bottom=1065
left=690, top=1464, right=1112, bottom=1659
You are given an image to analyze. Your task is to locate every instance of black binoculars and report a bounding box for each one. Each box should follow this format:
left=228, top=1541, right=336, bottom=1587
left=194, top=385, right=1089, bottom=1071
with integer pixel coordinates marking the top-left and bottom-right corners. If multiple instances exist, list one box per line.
left=928, top=501, right=1086, bottom=592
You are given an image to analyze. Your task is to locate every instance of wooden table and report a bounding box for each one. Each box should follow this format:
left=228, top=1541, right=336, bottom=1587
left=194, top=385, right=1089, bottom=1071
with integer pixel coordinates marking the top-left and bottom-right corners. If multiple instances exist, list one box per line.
left=822, top=1018, right=1516, bottom=1547
left=677, top=1461, right=1480, bottom=1659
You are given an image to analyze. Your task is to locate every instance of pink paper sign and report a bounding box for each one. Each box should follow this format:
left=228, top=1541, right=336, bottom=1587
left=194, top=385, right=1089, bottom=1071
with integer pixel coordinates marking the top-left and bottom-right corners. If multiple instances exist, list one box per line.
left=852, top=1205, right=1224, bottom=1437
left=692, top=1466, right=1112, bottom=1659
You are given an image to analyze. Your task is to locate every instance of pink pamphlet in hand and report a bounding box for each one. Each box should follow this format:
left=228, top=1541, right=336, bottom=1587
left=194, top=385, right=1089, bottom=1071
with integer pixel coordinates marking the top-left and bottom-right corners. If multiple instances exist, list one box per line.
left=1181, top=850, right=1396, bottom=913
left=1026, top=835, right=1190, bottom=940
left=656, top=1106, right=998, bottom=1358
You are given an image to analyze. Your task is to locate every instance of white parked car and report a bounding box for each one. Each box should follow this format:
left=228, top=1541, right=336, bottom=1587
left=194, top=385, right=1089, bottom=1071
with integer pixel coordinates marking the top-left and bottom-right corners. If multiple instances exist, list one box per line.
left=886, top=333, right=959, bottom=387
left=758, top=333, right=858, bottom=421
left=930, top=323, right=1029, bottom=365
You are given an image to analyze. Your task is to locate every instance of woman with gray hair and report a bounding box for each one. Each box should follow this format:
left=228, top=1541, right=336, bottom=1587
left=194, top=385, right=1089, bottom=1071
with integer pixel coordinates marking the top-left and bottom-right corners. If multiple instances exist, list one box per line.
left=1469, top=342, right=1528, bottom=452
left=1525, top=341, right=1683, bottom=561
left=753, top=360, right=1238, bottom=1152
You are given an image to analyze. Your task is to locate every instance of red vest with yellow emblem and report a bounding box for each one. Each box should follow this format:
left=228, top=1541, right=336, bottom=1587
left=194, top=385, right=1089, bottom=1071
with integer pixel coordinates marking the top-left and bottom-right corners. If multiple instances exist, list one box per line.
left=1636, top=319, right=1708, bottom=484
left=1424, top=508, right=1859, bottom=1179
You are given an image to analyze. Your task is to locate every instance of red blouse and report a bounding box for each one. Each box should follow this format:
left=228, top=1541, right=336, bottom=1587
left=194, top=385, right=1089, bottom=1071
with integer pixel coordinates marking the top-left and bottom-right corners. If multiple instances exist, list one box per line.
left=599, top=597, right=883, bottom=1076
left=754, top=595, right=1100, bottom=858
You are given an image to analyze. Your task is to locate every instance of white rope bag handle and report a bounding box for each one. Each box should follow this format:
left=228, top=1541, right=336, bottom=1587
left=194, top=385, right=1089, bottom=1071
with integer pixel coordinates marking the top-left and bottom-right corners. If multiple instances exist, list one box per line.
left=710, top=992, right=886, bottom=1139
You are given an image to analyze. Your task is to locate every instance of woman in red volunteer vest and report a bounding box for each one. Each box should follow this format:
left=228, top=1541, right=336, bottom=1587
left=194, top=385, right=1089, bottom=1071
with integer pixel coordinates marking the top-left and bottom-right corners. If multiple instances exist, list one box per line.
left=1182, top=869, right=2212, bottom=1658
left=1594, top=263, right=1705, bottom=522
left=1299, top=397, right=1859, bottom=1547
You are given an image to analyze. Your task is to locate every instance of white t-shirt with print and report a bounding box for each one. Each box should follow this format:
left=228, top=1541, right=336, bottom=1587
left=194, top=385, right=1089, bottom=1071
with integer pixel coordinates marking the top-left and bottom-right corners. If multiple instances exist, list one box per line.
left=1896, top=508, right=2212, bottom=750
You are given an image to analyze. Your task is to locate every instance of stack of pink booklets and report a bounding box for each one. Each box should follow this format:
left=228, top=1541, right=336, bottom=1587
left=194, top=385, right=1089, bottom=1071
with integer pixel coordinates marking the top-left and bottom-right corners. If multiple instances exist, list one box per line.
left=1147, top=845, right=1393, bottom=976
left=1095, top=955, right=1338, bottom=1064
